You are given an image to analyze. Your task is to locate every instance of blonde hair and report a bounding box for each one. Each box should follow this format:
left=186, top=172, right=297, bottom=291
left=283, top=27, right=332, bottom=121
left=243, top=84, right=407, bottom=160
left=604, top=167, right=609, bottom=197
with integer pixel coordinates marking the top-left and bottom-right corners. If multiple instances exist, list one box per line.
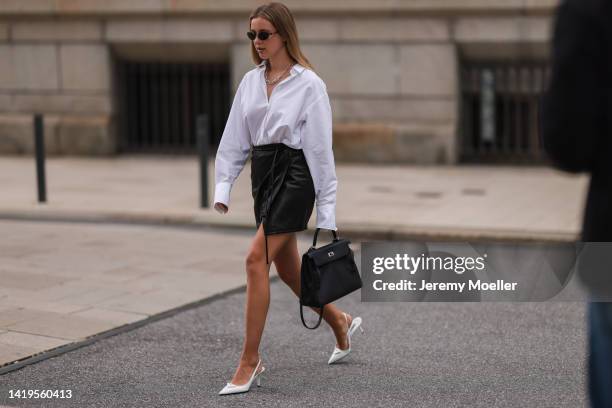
left=248, top=2, right=315, bottom=72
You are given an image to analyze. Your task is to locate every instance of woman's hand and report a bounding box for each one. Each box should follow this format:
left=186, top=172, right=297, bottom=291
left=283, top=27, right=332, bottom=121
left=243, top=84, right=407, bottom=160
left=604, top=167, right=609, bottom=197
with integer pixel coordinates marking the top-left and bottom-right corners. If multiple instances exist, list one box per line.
left=214, top=202, right=228, bottom=214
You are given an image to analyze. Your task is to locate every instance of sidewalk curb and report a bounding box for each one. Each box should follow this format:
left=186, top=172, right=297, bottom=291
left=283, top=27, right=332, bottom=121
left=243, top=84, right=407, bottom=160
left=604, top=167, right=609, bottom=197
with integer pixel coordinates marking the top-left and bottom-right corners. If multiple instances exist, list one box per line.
left=0, top=209, right=579, bottom=243
left=0, top=277, right=278, bottom=376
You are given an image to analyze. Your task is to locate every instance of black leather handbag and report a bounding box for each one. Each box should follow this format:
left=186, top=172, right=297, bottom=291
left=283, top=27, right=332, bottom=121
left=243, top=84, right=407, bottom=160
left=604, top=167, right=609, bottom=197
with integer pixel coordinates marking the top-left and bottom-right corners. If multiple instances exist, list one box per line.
left=299, top=228, right=362, bottom=329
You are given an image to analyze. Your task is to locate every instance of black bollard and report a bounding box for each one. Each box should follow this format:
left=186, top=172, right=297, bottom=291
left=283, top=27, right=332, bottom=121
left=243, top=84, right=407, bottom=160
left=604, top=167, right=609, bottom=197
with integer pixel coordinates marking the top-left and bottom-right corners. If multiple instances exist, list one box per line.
left=196, top=114, right=209, bottom=208
left=34, top=114, right=47, bottom=203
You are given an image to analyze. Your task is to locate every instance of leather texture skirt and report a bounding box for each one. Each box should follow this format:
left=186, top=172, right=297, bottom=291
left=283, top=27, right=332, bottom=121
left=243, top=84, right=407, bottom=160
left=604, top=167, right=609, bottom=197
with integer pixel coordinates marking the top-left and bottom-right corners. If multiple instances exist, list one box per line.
left=251, top=142, right=315, bottom=265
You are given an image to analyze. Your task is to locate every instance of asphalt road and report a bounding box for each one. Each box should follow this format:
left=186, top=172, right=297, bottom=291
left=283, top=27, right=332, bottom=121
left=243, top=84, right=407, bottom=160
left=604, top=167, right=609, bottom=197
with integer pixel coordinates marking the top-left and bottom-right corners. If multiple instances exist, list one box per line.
left=0, top=239, right=587, bottom=408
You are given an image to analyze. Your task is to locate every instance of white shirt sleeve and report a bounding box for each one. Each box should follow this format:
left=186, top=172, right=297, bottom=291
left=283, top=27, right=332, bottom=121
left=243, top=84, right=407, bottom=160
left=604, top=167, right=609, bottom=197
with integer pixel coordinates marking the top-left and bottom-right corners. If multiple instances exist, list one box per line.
left=300, top=80, right=338, bottom=231
left=214, top=76, right=251, bottom=208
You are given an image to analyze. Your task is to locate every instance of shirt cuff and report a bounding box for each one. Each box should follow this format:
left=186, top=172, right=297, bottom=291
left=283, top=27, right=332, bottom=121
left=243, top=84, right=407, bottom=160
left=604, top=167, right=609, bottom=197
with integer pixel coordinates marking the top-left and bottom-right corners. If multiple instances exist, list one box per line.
left=214, top=182, right=232, bottom=207
left=315, top=203, right=337, bottom=231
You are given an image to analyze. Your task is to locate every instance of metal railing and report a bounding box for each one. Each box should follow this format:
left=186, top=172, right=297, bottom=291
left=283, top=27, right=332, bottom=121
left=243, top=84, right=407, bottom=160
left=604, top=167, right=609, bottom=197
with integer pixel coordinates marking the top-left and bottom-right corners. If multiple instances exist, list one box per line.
left=115, top=60, right=230, bottom=154
left=459, top=61, right=551, bottom=164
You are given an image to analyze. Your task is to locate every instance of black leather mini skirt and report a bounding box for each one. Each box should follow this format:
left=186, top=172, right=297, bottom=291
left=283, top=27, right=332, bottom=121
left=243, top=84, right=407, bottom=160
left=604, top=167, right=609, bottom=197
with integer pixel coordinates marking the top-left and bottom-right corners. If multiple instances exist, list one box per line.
left=251, top=142, right=315, bottom=264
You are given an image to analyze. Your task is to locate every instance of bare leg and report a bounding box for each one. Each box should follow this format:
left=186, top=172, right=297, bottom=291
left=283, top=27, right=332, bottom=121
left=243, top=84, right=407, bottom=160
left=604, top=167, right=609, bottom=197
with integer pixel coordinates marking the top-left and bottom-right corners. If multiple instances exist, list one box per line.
left=229, top=224, right=293, bottom=386
left=273, top=233, right=353, bottom=350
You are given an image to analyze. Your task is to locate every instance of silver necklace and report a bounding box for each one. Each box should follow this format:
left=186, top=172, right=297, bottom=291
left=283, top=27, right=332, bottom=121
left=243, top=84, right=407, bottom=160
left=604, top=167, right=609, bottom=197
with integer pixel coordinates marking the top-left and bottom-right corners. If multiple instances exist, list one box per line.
left=264, top=62, right=294, bottom=85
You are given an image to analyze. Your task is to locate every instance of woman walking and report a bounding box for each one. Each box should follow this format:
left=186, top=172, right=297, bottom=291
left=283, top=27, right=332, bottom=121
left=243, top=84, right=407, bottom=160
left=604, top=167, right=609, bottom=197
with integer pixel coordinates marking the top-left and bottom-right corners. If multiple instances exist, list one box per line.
left=214, top=2, right=363, bottom=396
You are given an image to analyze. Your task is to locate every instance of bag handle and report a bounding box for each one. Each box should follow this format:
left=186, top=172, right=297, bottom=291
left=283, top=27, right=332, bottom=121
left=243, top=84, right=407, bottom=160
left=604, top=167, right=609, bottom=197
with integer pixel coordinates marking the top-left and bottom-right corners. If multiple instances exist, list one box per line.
left=300, top=300, right=324, bottom=329
left=312, top=228, right=339, bottom=248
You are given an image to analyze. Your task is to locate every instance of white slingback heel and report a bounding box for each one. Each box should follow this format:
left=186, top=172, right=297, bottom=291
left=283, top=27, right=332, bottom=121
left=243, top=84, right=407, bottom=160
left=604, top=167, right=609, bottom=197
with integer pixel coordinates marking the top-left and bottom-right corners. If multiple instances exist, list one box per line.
left=328, top=312, right=364, bottom=364
left=218, top=358, right=265, bottom=395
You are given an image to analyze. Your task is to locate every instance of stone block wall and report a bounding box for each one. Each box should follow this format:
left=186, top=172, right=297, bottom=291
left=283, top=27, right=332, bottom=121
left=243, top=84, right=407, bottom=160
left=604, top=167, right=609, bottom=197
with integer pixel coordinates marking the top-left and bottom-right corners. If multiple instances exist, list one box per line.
left=0, top=1, right=557, bottom=162
left=0, top=19, right=114, bottom=156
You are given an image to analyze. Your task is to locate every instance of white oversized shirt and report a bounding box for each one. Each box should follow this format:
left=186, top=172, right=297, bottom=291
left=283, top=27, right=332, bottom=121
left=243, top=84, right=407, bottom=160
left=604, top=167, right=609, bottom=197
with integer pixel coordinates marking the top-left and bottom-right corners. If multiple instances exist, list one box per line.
left=214, top=60, right=338, bottom=231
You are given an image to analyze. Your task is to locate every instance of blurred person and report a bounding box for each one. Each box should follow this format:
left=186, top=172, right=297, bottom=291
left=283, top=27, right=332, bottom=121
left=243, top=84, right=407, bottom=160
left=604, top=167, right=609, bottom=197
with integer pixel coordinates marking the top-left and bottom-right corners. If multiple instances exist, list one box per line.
left=213, top=2, right=364, bottom=396
left=541, top=0, right=612, bottom=406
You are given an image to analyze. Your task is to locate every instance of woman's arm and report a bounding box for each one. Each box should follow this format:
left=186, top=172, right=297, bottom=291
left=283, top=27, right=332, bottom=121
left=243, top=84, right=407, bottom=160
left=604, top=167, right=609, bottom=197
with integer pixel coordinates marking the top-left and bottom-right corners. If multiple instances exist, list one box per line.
left=214, top=76, right=252, bottom=211
left=301, top=79, right=338, bottom=231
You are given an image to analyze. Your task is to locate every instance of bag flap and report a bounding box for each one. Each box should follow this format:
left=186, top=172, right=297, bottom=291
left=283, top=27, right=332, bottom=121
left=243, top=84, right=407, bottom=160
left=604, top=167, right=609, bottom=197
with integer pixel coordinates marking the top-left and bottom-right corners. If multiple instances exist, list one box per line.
left=307, top=239, right=351, bottom=267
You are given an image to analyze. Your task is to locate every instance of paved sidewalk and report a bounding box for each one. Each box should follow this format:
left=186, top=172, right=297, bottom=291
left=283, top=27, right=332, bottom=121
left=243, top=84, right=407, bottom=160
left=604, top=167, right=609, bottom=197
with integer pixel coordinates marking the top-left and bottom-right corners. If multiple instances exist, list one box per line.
left=0, top=155, right=589, bottom=241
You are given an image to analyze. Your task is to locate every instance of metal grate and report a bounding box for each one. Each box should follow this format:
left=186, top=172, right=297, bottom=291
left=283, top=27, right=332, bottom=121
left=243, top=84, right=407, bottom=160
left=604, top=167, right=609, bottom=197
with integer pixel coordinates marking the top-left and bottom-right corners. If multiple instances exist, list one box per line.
left=460, top=61, right=551, bottom=164
left=115, top=60, right=230, bottom=154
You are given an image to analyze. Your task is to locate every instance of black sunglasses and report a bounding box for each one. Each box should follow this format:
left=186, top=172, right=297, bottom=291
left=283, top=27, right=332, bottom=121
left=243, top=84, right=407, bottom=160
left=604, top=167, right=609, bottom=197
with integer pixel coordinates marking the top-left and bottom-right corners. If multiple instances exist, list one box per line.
left=247, top=30, right=277, bottom=41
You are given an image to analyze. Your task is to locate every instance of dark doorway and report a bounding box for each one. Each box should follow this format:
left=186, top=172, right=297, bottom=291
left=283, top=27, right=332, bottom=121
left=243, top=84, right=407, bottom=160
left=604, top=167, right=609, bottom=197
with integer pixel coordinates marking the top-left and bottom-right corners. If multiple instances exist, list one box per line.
left=115, top=60, right=231, bottom=154
left=460, top=61, right=551, bottom=164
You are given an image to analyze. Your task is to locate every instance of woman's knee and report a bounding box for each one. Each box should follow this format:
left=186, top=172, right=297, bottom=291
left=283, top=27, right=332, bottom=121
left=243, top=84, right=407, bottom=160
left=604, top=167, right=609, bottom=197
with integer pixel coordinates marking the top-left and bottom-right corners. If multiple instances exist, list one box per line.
left=245, top=247, right=266, bottom=277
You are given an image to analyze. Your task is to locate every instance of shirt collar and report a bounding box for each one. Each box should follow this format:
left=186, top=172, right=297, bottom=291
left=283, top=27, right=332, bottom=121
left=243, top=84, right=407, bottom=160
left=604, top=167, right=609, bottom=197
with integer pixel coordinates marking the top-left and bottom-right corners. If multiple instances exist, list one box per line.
left=257, top=59, right=305, bottom=74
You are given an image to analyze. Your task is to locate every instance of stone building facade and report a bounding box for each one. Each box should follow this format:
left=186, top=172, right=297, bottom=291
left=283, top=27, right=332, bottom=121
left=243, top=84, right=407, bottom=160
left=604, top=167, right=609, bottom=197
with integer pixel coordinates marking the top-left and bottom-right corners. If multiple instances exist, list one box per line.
left=0, top=1, right=558, bottom=164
